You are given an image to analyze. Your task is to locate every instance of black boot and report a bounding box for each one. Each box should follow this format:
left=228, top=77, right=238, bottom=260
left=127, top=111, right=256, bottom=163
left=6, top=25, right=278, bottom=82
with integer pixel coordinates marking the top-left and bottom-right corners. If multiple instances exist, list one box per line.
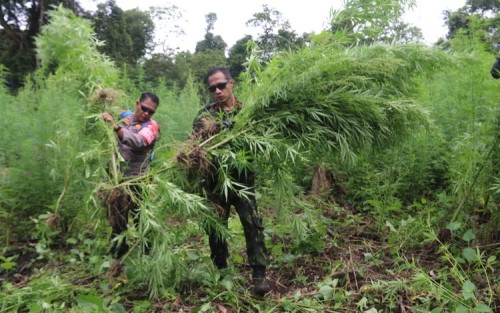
left=252, top=265, right=271, bottom=296
left=213, top=257, right=228, bottom=270
left=110, top=238, right=129, bottom=259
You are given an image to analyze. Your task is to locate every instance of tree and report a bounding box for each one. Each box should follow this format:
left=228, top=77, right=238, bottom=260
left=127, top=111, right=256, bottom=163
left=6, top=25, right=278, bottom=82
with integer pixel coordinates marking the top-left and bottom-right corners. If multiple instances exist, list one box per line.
left=142, top=53, right=182, bottom=88
left=205, top=12, right=217, bottom=33
left=123, top=9, right=154, bottom=62
left=174, top=50, right=193, bottom=87
left=190, top=11, right=228, bottom=89
left=195, top=13, right=227, bottom=53
left=328, top=0, right=422, bottom=44
left=0, top=0, right=82, bottom=90
left=87, top=0, right=154, bottom=66
left=444, top=0, right=499, bottom=52
left=195, top=32, right=227, bottom=53
left=246, top=5, right=305, bottom=62
left=189, top=49, right=228, bottom=86
left=228, top=35, right=253, bottom=79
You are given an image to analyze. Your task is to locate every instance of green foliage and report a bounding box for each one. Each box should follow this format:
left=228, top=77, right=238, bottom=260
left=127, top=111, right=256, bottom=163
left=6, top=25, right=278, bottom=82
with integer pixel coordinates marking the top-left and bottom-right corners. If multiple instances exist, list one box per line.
left=35, top=6, right=120, bottom=95
left=157, top=75, right=203, bottom=142
left=236, top=38, right=452, bottom=165
left=345, top=130, right=451, bottom=219
left=195, top=33, right=228, bottom=53
left=1, top=2, right=499, bottom=312
left=88, top=0, right=155, bottom=65
left=0, top=76, right=91, bottom=240
left=0, top=0, right=82, bottom=91
left=419, top=45, right=499, bottom=221
left=228, top=35, right=253, bottom=79
left=329, top=0, right=421, bottom=44
left=246, top=5, right=305, bottom=62
left=189, top=49, right=229, bottom=87
left=444, top=0, right=500, bottom=52
left=142, top=53, right=182, bottom=88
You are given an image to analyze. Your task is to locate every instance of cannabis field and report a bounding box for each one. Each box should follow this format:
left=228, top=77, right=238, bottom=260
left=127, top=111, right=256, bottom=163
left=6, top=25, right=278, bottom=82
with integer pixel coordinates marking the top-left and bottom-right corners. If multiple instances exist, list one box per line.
left=1, top=6, right=498, bottom=313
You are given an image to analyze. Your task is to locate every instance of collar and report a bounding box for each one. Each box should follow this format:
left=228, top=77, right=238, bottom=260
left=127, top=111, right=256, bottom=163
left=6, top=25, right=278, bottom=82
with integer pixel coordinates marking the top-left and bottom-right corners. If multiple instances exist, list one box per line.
left=213, top=97, right=242, bottom=112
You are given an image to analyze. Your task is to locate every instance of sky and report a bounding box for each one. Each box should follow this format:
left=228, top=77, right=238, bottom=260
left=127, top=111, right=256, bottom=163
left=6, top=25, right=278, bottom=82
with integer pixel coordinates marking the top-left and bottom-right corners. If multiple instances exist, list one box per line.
left=80, top=0, right=466, bottom=53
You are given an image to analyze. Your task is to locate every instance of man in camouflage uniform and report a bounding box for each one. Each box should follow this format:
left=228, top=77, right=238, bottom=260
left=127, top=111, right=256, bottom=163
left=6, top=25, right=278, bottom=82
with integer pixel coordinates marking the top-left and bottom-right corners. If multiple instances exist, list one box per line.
left=102, top=92, right=160, bottom=259
left=192, top=67, right=271, bottom=296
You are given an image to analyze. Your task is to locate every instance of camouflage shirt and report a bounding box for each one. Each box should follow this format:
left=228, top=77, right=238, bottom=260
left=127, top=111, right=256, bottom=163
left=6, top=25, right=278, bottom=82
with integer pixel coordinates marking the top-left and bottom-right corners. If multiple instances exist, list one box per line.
left=192, top=100, right=242, bottom=134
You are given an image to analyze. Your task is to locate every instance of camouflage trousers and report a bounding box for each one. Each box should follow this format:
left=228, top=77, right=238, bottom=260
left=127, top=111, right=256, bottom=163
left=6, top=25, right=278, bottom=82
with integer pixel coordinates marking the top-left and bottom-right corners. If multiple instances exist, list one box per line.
left=203, top=172, right=269, bottom=268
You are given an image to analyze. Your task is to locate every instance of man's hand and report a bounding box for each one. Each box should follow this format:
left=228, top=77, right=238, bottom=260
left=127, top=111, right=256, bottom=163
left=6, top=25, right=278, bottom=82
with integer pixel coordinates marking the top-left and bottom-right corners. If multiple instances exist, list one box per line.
left=102, top=112, right=115, bottom=125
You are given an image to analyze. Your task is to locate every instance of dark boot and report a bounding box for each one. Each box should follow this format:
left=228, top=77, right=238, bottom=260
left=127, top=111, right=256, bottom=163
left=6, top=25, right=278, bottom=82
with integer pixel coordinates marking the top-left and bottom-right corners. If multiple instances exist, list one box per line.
left=252, top=265, right=271, bottom=296
left=110, top=238, right=129, bottom=259
left=213, top=256, right=228, bottom=270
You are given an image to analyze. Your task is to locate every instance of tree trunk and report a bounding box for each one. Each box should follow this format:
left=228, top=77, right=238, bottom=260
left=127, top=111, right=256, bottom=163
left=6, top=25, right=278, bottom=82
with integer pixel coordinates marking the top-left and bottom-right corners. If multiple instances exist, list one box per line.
left=310, top=164, right=333, bottom=195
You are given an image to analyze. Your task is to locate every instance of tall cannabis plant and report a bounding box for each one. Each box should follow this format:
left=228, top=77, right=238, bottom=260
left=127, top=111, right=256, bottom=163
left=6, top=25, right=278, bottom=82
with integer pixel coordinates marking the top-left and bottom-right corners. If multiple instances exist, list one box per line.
left=177, top=36, right=454, bottom=206
left=35, top=5, right=119, bottom=97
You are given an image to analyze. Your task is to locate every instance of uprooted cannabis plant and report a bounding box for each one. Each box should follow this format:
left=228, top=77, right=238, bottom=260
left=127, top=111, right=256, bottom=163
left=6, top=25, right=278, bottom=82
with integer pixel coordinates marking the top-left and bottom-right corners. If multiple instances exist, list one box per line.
left=173, top=37, right=454, bottom=210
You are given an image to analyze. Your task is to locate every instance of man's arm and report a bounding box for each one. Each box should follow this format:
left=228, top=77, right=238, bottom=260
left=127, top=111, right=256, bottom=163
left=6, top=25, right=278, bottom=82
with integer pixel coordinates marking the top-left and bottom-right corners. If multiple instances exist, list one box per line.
left=121, top=120, right=160, bottom=149
left=102, top=112, right=124, bottom=140
left=192, top=103, right=214, bottom=131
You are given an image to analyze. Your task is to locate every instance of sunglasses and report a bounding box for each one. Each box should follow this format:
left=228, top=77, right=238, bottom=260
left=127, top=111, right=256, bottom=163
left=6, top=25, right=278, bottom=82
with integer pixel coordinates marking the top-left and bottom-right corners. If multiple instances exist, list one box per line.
left=140, top=103, right=156, bottom=115
left=208, top=80, right=230, bottom=93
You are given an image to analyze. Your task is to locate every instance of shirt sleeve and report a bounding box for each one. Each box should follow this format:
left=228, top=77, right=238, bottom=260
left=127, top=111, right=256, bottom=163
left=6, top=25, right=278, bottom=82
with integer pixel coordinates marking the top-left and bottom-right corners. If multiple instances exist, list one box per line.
left=139, top=120, right=160, bottom=145
left=121, top=120, right=160, bottom=148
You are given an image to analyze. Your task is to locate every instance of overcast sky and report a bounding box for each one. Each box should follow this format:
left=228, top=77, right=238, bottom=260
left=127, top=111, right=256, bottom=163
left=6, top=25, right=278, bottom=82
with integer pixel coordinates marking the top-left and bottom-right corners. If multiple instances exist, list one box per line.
left=80, top=0, right=466, bottom=53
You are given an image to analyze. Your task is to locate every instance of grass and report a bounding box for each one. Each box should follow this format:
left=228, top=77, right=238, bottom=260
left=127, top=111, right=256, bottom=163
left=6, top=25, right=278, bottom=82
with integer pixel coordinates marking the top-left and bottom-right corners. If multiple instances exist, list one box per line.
left=1, top=197, right=497, bottom=312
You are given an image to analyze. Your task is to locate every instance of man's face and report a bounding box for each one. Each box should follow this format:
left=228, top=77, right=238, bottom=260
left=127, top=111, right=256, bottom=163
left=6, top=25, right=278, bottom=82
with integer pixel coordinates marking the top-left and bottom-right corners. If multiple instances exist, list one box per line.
left=207, top=71, right=233, bottom=104
left=134, top=97, right=157, bottom=123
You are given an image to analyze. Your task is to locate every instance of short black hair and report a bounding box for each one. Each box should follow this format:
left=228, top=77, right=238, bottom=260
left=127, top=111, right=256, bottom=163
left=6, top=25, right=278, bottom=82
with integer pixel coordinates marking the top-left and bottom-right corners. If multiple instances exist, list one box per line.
left=140, top=92, right=160, bottom=106
left=206, top=67, right=232, bottom=84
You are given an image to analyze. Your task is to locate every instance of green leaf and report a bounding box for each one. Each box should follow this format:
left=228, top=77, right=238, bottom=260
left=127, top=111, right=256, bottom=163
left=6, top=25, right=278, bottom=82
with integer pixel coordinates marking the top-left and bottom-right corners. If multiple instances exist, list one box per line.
left=455, top=305, right=469, bottom=313
left=462, top=247, right=478, bottom=262
left=185, top=251, right=199, bottom=261
left=474, top=303, right=493, bottom=313
left=462, top=229, right=476, bottom=243
left=231, top=254, right=244, bottom=264
left=77, top=295, right=107, bottom=312
left=461, top=280, right=476, bottom=300
left=456, top=256, right=466, bottom=264
left=111, top=303, right=127, bottom=313
left=0, top=261, right=17, bottom=270
left=221, top=278, right=233, bottom=291
left=385, top=220, right=396, bottom=232
left=446, top=222, right=461, bottom=231
left=319, top=285, right=334, bottom=298
left=66, top=237, right=78, bottom=244
left=357, top=297, right=368, bottom=310
left=132, top=300, right=150, bottom=311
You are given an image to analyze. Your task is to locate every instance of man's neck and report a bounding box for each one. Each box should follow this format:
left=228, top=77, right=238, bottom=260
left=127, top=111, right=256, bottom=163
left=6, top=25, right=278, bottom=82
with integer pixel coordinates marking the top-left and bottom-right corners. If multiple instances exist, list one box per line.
left=218, top=95, right=237, bottom=111
left=221, top=103, right=234, bottom=112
